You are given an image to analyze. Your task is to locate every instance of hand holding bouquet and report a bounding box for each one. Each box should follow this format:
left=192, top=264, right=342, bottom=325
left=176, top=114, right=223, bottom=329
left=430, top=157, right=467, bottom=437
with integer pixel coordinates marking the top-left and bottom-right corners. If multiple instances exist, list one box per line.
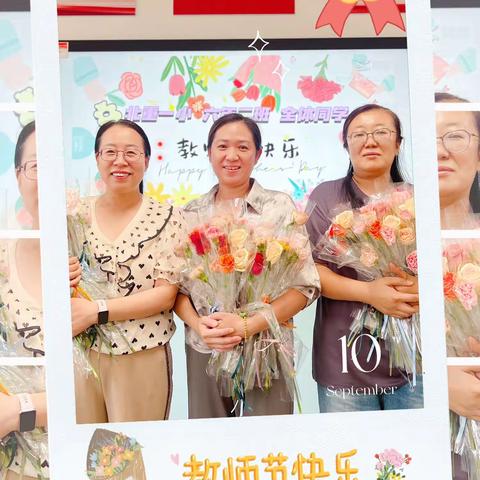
left=181, top=201, right=311, bottom=412
left=443, top=239, right=480, bottom=357
left=0, top=366, right=48, bottom=480
left=316, top=185, right=421, bottom=378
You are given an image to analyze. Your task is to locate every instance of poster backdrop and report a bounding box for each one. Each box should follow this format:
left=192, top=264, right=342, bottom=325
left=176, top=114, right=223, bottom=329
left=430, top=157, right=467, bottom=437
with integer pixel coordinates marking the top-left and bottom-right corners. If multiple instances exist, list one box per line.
left=59, top=44, right=413, bottom=418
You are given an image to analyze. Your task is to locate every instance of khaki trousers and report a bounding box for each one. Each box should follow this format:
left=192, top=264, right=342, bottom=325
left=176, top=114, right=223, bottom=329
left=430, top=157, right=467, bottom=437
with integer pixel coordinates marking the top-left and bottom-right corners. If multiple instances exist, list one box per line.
left=75, top=344, right=172, bottom=424
left=186, top=344, right=293, bottom=419
left=4, top=472, right=37, bottom=480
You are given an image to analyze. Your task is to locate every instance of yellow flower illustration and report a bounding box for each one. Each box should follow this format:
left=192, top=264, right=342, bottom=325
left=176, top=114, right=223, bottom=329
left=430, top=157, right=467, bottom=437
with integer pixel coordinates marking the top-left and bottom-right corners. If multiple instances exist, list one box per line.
left=144, top=181, right=171, bottom=204
left=170, top=184, right=200, bottom=206
left=194, top=56, right=229, bottom=88
left=93, top=100, right=122, bottom=126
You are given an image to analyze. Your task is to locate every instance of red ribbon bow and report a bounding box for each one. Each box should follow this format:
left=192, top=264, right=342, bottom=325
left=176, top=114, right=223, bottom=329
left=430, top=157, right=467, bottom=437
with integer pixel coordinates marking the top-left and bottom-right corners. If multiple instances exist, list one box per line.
left=316, top=0, right=406, bottom=37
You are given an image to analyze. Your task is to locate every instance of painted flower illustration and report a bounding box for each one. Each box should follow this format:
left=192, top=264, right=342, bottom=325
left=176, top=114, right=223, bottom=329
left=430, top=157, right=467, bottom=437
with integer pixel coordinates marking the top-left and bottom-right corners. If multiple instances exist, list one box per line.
left=144, top=182, right=171, bottom=204
left=298, top=55, right=342, bottom=103
left=169, top=74, right=186, bottom=96
left=187, top=95, right=211, bottom=120
left=118, top=72, right=143, bottom=100
left=194, top=55, right=229, bottom=88
left=171, top=184, right=200, bottom=206
left=14, top=86, right=35, bottom=126
left=374, top=449, right=411, bottom=480
left=93, top=100, right=122, bottom=126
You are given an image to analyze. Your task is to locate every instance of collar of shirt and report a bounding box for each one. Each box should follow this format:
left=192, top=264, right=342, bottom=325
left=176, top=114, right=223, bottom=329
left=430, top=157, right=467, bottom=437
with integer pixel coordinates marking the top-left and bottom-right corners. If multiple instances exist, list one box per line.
left=188, top=178, right=266, bottom=215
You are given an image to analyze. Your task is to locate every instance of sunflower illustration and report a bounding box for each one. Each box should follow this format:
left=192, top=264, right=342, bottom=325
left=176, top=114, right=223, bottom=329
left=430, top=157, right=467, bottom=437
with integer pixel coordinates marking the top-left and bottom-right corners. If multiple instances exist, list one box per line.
left=194, top=56, right=229, bottom=88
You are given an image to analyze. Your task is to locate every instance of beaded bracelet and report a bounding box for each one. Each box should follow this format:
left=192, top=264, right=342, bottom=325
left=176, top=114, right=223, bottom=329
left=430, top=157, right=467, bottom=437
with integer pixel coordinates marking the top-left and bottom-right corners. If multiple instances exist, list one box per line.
left=239, top=311, right=248, bottom=342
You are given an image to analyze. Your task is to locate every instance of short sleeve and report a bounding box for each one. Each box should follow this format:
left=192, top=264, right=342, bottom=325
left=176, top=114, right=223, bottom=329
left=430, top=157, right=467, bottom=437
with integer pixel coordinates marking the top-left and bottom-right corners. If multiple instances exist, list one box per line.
left=153, top=206, right=187, bottom=284
left=274, top=194, right=321, bottom=304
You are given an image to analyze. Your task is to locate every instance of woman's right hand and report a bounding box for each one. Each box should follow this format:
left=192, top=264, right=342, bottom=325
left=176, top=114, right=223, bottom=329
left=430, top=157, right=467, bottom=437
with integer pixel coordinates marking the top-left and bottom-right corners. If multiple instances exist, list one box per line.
left=196, top=316, right=243, bottom=352
left=364, top=277, right=419, bottom=318
left=69, top=256, right=82, bottom=288
left=449, top=365, right=480, bottom=420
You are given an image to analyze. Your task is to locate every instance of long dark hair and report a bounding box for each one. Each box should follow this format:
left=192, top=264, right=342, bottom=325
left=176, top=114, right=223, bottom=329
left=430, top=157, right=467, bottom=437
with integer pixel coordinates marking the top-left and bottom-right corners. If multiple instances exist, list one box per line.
left=14, top=121, right=36, bottom=170
left=207, top=113, right=262, bottom=152
left=94, top=119, right=151, bottom=194
left=435, top=92, right=480, bottom=213
left=341, top=104, right=405, bottom=208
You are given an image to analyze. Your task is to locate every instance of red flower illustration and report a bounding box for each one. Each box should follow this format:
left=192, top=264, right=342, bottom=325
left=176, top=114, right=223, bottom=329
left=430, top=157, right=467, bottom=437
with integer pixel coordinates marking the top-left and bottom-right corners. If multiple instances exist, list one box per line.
left=169, top=74, right=186, bottom=96
left=261, top=95, right=276, bottom=111
left=246, top=85, right=260, bottom=100
left=187, top=95, right=211, bottom=119
left=251, top=252, right=265, bottom=276
left=298, top=55, right=342, bottom=103
left=119, top=72, right=143, bottom=100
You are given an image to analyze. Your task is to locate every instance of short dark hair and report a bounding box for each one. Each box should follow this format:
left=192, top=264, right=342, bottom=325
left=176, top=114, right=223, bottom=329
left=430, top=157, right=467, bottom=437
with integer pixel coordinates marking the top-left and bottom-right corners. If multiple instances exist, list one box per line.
left=14, top=121, right=36, bottom=170
left=435, top=92, right=480, bottom=213
left=207, top=113, right=262, bottom=152
left=341, top=104, right=405, bottom=207
left=94, top=119, right=151, bottom=157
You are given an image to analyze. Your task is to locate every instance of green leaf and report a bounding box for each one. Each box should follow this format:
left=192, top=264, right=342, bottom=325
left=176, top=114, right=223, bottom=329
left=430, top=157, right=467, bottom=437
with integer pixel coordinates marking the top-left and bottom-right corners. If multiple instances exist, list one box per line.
left=259, top=85, right=269, bottom=97
left=160, top=57, right=174, bottom=82
left=107, top=93, right=126, bottom=107
left=177, top=82, right=192, bottom=109
left=173, top=57, right=185, bottom=75
left=274, top=91, right=281, bottom=112
left=192, top=56, right=198, bottom=68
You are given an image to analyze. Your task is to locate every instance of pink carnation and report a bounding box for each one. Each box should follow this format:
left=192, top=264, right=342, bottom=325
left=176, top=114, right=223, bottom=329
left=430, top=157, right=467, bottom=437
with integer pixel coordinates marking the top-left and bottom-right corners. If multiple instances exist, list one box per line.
left=406, top=250, right=418, bottom=274
left=372, top=201, right=390, bottom=219
left=380, top=226, right=396, bottom=246
left=454, top=282, right=478, bottom=311
left=444, top=243, right=466, bottom=271
left=205, top=225, right=222, bottom=239
left=378, top=449, right=405, bottom=468
left=297, top=76, right=341, bottom=103
left=360, top=244, right=378, bottom=267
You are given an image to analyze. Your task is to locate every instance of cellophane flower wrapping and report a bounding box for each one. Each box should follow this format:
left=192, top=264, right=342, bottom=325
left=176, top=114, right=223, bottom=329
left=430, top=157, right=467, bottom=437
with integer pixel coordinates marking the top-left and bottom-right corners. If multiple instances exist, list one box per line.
left=181, top=200, right=310, bottom=412
left=443, top=239, right=480, bottom=356
left=0, top=366, right=49, bottom=479
left=67, top=192, right=132, bottom=379
left=0, top=243, right=30, bottom=356
left=86, top=429, right=145, bottom=480
left=451, top=412, right=480, bottom=480
left=315, top=184, right=421, bottom=378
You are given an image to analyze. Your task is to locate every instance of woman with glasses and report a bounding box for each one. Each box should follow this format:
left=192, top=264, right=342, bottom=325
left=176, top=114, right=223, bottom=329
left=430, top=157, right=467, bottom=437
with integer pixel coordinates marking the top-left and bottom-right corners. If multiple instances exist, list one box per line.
left=70, top=119, right=185, bottom=424
left=0, top=122, right=80, bottom=479
left=306, top=104, right=422, bottom=413
left=436, top=93, right=480, bottom=480
left=436, top=92, right=480, bottom=229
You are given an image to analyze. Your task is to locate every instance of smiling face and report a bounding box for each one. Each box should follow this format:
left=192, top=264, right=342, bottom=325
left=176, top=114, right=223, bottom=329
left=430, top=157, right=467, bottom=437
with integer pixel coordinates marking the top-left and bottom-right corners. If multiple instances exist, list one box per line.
left=208, top=121, right=262, bottom=191
left=346, top=108, right=401, bottom=181
left=95, top=124, right=149, bottom=194
left=436, top=110, right=480, bottom=209
left=15, top=130, right=39, bottom=224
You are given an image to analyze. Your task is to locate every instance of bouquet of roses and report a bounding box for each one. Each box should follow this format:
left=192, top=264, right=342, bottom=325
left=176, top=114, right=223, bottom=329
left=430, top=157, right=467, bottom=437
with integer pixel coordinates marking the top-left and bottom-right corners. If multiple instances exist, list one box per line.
left=316, top=185, right=421, bottom=378
left=181, top=201, right=310, bottom=412
left=0, top=366, right=49, bottom=480
left=443, top=240, right=480, bottom=357
left=451, top=412, right=480, bottom=480
left=86, top=429, right=145, bottom=480
left=67, top=190, right=132, bottom=378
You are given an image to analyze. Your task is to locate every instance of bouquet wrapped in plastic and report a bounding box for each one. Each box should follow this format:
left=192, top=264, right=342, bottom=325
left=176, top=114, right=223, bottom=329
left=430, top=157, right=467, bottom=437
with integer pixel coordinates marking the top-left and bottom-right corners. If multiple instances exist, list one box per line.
left=86, top=429, right=146, bottom=480
left=181, top=201, right=310, bottom=413
left=451, top=412, right=480, bottom=480
left=443, top=239, right=480, bottom=356
left=316, top=185, right=421, bottom=380
left=0, top=366, right=49, bottom=479
left=67, top=192, right=133, bottom=378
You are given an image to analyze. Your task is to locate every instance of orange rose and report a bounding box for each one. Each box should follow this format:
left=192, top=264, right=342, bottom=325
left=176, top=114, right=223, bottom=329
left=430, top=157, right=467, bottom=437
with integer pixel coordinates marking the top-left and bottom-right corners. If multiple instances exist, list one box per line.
left=218, top=254, right=235, bottom=273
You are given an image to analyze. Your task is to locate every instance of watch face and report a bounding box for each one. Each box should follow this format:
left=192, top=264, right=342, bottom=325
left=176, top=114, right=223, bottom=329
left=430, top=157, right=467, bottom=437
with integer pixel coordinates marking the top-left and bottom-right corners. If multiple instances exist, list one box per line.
left=20, top=409, right=36, bottom=432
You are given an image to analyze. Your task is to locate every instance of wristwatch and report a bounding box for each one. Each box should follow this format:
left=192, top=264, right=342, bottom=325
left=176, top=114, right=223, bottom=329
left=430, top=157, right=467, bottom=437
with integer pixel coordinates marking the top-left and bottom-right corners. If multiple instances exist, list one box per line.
left=17, top=393, right=36, bottom=432
left=95, top=299, right=109, bottom=325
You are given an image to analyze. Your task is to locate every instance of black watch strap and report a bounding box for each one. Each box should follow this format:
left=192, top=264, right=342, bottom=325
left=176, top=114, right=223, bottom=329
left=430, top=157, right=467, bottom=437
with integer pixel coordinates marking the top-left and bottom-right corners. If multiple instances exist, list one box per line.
left=95, top=299, right=109, bottom=325
left=18, top=393, right=36, bottom=432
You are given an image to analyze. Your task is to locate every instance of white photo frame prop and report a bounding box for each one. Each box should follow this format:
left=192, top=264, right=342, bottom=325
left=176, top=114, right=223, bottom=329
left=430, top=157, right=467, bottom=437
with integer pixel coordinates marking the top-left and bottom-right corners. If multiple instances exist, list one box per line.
left=31, top=0, right=453, bottom=478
